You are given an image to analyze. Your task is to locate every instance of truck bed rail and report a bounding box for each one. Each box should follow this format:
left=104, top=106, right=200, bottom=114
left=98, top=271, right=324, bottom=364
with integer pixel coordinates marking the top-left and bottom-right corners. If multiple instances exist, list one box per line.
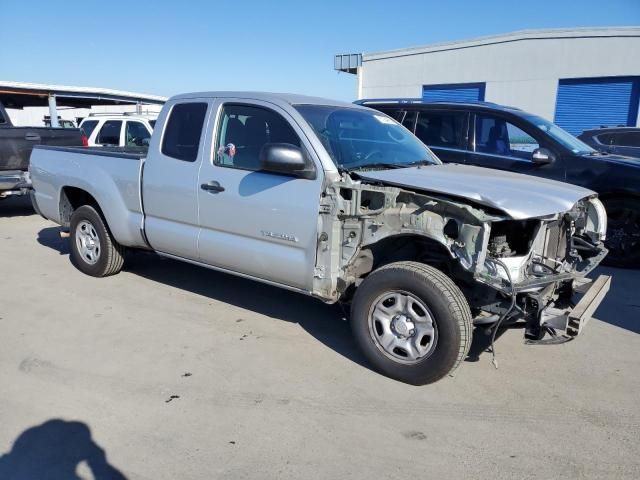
left=33, top=145, right=147, bottom=160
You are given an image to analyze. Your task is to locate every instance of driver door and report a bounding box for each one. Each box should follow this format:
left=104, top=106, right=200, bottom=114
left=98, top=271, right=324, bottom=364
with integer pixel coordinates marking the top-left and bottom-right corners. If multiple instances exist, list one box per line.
left=196, top=100, right=324, bottom=290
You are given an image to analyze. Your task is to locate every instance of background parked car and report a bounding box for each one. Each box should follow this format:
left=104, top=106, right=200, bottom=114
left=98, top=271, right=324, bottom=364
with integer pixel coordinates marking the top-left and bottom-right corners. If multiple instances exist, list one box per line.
left=79, top=114, right=157, bottom=147
left=0, top=100, right=84, bottom=199
left=578, top=127, right=640, bottom=158
left=360, top=99, right=640, bottom=267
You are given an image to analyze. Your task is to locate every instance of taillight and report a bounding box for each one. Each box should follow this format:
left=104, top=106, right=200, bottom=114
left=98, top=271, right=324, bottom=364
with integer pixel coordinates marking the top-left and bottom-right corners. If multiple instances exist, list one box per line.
left=81, top=134, right=89, bottom=147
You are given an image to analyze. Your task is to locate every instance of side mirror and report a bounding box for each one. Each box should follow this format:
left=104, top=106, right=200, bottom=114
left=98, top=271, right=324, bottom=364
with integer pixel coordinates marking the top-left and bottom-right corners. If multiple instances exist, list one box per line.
left=259, top=143, right=315, bottom=179
left=531, top=147, right=556, bottom=165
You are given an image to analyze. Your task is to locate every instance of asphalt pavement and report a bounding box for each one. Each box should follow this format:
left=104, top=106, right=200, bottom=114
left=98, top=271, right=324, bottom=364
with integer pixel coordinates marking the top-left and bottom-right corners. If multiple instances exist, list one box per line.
left=1, top=196, right=638, bottom=480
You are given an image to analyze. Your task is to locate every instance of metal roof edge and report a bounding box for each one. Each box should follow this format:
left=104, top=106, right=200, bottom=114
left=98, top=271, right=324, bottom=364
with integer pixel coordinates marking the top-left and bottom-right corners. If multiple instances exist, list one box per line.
left=0, top=80, right=167, bottom=103
left=362, top=26, right=640, bottom=61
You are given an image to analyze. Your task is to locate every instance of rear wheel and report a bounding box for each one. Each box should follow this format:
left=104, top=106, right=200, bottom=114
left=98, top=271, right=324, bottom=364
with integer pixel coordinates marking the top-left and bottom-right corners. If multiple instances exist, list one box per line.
left=69, top=205, right=125, bottom=277
left=350, top=261, right=472, bottom=385
left=603, top=198, right=640, bottom=268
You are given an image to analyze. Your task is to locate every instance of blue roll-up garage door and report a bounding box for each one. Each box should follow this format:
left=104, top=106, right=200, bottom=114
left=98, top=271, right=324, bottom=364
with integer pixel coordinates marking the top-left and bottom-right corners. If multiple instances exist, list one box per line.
left=422, top=83, right=485, bottom=102
left=554, top=77, right=640, bottom=135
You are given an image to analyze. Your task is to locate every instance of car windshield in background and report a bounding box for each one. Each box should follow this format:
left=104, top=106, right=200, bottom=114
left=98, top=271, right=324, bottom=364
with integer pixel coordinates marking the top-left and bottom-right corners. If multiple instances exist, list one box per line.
left=295, top=105, right=440, bottom=170
left=524, top=114, right=596, bottom=155
left=149, top=120, right=156, bottom=129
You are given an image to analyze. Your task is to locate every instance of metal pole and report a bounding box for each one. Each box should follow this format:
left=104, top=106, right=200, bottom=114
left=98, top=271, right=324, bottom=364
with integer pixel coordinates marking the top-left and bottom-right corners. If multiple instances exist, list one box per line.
left=48, top=95, right=59, bottom=127
left=136, top=102, right=142, bottom=115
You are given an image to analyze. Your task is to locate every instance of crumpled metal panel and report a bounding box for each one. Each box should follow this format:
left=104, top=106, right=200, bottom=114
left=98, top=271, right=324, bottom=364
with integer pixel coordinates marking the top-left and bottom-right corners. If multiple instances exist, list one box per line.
left=359, top=164, right=595, bottom=220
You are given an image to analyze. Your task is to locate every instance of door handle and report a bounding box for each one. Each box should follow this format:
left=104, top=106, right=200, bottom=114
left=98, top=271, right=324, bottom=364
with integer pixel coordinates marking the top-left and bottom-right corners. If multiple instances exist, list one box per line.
left=200, top=181, right=225, bottom=193
left=24, top=133, right=41, bottom=141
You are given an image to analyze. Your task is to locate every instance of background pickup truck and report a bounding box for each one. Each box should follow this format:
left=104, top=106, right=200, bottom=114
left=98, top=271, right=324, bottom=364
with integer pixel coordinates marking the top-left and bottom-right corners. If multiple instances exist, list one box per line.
left=30, top=92, right=611, bottom=385
left=0, top=100, right=84, bottom=198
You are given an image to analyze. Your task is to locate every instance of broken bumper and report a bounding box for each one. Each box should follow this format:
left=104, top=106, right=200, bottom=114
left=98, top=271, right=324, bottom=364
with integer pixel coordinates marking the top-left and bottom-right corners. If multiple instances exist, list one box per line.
left=530, top=275, right=611, bottom=344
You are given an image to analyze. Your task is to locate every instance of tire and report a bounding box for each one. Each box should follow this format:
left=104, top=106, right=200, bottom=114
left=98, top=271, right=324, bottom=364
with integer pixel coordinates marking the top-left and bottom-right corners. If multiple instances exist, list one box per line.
left=602, top=197, right=640, bottom=268
left=350, top=261, right=472, bottom=385
left=69, top=205, right=125, bottom=277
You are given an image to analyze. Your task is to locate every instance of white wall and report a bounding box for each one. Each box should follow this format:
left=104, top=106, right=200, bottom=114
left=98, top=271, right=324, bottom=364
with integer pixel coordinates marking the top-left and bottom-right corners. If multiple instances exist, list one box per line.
left=359, top=32, right=640, bottom=122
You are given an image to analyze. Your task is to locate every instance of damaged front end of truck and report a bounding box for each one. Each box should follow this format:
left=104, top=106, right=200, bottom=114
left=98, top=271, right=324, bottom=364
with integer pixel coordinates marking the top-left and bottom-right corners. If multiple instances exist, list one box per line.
left=314, top=173, right=610, bottom=345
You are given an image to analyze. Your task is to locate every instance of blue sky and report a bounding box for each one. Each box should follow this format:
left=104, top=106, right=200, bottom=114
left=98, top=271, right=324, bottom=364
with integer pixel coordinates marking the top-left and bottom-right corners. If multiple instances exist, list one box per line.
left=1, top=0, right=638, bottom=101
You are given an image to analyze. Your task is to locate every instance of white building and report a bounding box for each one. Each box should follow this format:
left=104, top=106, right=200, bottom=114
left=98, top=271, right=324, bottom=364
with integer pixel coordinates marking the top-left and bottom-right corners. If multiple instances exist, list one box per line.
left=336, top=27, right=640, bottom=134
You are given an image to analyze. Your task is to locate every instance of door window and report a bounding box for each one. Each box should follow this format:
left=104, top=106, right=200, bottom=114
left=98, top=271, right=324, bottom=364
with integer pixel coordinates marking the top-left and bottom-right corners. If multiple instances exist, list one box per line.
left=96, top=120, right=122, bottom=146
left=474, top=115, right=539, bottom=159
left=615, top=131, right=640, bottom=147
left=0, top=110, right=7, bottom=124
left=215, top=104, right=301, bottom=171
left=80, top=120, right=98, bottom=138
left=400, top=111, right=418, bottom=132
left=377, top=108, right=403, bottom=122
left=161, top=102, right=208, bottom=162
left=125, top=121, right=151, bottom=146
left=378, top=109, right=418, bottom=132
left=595, top=133, right=615, bottom=145
left=415, top=111, right=467, bottom=149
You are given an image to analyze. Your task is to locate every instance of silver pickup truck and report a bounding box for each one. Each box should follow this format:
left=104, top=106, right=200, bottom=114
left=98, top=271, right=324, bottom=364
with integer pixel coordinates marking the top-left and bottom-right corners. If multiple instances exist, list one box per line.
left=30, top=92, right=611, bottom=385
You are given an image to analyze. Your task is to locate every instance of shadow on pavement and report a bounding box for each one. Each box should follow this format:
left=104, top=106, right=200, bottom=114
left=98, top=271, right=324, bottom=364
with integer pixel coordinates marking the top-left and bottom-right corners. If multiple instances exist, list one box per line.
left=0, top=419, right=126, bottom=480
left=465, top=326, right=511, bottom=363
left=37, top=226, right=70, bottom=255
left=591, top=266, right=640, bottom=334
left=37, top=226, right=369, bottom=370
left=0, top=195, right=34, bottom=218
left=125, top=250, right=370, bottom=369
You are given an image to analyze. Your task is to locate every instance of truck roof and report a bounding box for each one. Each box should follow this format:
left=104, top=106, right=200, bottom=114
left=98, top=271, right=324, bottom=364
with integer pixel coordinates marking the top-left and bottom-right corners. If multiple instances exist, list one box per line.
left=170, top=91, right=366, bottom=109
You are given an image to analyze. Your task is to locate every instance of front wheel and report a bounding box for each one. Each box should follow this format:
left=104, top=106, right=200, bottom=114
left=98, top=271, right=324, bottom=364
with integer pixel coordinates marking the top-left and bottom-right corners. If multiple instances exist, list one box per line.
left=350, top=261, right=472, bottom=385
left=603, top=198, right=640, bottom=268
left=69, top=205, right=125, bottom=277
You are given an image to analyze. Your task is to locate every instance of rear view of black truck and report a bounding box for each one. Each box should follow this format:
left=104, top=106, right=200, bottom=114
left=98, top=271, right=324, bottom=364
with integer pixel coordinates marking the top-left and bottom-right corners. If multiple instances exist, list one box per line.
left=0, top=100, right=84, bottom=199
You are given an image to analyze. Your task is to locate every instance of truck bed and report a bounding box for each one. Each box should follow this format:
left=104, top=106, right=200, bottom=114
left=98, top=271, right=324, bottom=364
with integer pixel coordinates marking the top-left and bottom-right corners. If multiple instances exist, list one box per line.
left=29, top=144, right=148, bottom=248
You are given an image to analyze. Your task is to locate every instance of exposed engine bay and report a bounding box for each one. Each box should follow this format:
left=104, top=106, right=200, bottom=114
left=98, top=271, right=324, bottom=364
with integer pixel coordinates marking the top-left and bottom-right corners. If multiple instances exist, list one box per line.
left=313, top=173, right=609, bottom=344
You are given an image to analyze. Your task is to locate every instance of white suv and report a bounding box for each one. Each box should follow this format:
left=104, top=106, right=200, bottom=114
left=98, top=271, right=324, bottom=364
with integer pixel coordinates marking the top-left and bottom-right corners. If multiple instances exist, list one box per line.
left=79, top=114, right=157, bottom=147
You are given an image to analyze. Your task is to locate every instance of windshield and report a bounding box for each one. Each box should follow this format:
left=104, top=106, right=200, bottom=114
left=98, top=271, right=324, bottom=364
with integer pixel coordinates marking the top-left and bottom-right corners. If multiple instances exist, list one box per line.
left=524, top=114, right=596, bottom=155
left=295, top=105, right=440, bottom=170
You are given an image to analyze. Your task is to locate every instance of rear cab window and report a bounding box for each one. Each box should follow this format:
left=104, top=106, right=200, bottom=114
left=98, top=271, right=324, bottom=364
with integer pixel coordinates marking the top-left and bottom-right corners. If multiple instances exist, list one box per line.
left=161, top=102, right=208, bottom=161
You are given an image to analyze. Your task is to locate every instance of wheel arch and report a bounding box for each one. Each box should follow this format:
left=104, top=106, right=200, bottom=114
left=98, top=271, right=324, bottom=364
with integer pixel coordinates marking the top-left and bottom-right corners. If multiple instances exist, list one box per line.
left=366, top=233, right=456, bottom=271
left=57, top=183, right=146, bottom=248
left=59, top=186, right=101, bottom=227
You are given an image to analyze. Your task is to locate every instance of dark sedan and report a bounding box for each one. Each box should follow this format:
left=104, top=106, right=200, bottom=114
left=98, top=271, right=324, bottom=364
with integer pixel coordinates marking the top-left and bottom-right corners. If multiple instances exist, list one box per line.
left=359, top=99, right=640, bottom=267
